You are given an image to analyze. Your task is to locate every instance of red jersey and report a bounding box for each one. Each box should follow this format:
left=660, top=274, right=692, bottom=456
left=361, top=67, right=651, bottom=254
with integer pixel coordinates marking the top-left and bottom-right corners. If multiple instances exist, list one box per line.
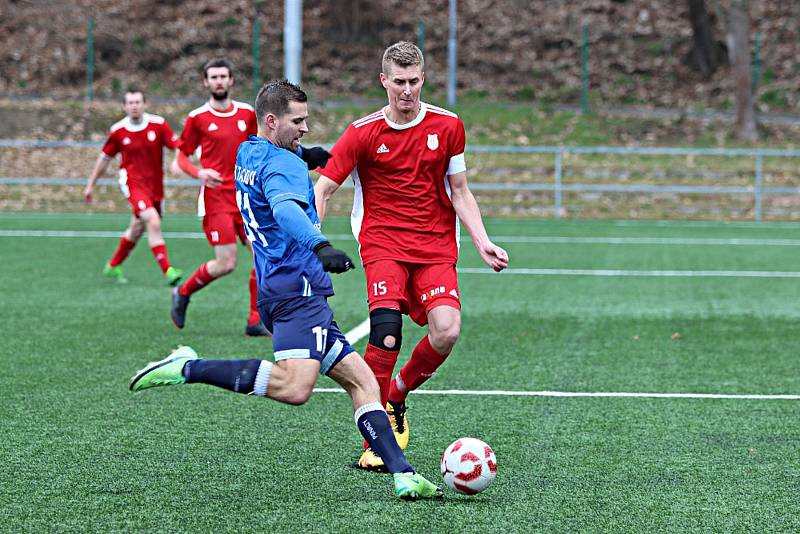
left=179, top=100, right=257, bottom=215
left=319, top=102, right=467, bottom=265
left=101, top=113, right=179, bottom=200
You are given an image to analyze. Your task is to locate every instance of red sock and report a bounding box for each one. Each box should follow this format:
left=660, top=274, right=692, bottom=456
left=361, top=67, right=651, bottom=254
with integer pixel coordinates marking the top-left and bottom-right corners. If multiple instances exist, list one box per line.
left=388, top=335, right=449, bottom=404
left=149, top=244, right=171, bottom=274
left=179, top=262, right=216, bottom=296
left=362, top=344, right=400, bottom=449
left=108, top=237, right=136, bottom=267
left=247, top=268, right=260, bottom=324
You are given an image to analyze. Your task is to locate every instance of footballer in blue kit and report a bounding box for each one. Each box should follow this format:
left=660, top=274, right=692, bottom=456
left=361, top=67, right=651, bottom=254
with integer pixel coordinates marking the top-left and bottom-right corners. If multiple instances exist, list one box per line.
left=128, top=79, right=443, bottom=500
left=235, top=133, right=351, bottom=372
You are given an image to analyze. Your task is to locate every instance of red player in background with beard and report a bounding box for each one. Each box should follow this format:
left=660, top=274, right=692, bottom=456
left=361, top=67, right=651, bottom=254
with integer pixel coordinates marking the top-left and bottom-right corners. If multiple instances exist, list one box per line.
left=173, top=59, right=332, bottom=336
left=171, top=58, right=268, bottom=336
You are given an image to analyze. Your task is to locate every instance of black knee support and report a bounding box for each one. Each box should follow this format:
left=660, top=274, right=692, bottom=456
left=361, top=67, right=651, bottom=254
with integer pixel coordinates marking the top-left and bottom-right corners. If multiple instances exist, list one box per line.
left=368, top=308, right=403, bottom=351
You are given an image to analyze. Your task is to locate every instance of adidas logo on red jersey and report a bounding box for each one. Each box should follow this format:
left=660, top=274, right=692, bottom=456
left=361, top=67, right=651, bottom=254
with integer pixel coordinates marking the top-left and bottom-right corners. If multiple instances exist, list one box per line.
left=376, top=143, right=390, bottom=154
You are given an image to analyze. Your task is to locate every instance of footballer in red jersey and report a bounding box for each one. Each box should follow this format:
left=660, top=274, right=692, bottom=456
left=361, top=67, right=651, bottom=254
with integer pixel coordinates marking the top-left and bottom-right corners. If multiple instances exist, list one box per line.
left=169, top=58, right=270, bottom=337
left=84, top=89, right=183, bottom=286
left=179, top=97, right=257, bottom=218
left=315, top=42, right=509, bottom=471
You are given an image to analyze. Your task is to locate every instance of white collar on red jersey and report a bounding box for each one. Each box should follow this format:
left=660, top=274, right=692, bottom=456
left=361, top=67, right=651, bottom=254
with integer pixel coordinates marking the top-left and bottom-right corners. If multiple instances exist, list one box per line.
left=203, top=101, right=243, bottom=118
left=118, top=113, right=152, bottom=132
left=382, top=102, right=427, bottom=130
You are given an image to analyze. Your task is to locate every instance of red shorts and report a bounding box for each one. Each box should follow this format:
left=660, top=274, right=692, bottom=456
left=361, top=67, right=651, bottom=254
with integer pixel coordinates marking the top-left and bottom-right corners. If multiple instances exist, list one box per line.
left=125, top=188, right=163, bottom=217
left=202, top=211, right=248, bottom=246
left=365, top=260, right=461, bottom=326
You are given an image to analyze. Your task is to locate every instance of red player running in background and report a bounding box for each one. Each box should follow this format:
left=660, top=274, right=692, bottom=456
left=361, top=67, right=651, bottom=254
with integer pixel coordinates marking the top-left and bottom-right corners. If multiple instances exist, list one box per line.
left=84, top=89, right=183, bottom=286
left=170, top=58, right=269, bottom=337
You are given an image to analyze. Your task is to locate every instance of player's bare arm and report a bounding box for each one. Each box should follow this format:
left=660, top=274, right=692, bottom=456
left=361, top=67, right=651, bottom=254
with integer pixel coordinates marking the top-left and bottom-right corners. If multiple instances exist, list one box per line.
left=175, top=150, right=223, bottom=188
left=197, top=167, right=223, bottom=188
left=169, top=155, right=182, bottom=177
left=84, top=154, right=112, bottom=203
left=447, top=171, right=509, bottom=272
left=313, top=175, right=342, bottom=223
left=162, top=146, right=180, bottom=177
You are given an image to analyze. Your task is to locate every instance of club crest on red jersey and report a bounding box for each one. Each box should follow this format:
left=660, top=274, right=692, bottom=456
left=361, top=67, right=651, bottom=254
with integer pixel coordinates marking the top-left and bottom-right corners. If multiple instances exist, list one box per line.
left=238, top=119, right=247, bottom=132
left=147, top=130, right=157, bottom=142
left=427, top=133, right=439, bottom=150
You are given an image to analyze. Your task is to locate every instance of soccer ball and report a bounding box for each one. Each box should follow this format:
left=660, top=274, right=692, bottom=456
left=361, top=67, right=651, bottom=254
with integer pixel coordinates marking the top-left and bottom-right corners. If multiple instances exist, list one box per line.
left=440, top=437, right=497, bottom=494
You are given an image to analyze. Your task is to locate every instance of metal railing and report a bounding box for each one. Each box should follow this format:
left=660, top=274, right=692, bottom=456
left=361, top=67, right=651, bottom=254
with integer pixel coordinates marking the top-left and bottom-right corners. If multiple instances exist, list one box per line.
left=468, top=145, right=800, bottom=222
left=3, top=140, right=800, bottom=222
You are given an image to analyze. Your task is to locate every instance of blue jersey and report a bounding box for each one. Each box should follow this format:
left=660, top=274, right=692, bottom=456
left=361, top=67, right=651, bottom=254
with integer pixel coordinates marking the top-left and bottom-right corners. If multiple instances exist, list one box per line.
left=235, top=135, right=333, bottom=303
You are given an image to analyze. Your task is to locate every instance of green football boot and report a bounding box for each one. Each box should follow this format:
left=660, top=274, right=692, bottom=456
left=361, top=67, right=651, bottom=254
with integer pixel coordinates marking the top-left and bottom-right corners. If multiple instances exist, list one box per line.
left=165, top=266, right=184, bottom=287
left=129, top=346, right=199, bottom=392
left=103, top=262, right=128, bottom=284
left=393, top=472, right=444, bottom=501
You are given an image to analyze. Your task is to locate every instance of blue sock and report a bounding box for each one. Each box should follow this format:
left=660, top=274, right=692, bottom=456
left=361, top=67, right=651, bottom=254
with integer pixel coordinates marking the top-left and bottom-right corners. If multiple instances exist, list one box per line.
left=183, top=359, right=263, bottom=394
left=354, top=403, right=413, bottom=474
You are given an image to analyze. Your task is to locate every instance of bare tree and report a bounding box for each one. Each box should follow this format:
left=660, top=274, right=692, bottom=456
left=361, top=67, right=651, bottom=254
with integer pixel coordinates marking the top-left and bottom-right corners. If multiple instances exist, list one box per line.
left=688, top=0, right=717, bottom=79
left=727, top=0, right=757, bottom=141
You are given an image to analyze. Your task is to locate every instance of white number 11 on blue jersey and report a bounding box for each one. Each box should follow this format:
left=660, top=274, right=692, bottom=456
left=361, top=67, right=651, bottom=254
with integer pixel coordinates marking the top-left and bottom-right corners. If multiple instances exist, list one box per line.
left=236, top=190, right=268, bottom=246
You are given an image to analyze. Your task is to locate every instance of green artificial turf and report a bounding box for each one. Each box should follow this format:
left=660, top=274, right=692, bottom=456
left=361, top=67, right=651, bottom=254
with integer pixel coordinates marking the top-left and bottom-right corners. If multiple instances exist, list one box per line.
left=1, top=213, right=799, bottom=532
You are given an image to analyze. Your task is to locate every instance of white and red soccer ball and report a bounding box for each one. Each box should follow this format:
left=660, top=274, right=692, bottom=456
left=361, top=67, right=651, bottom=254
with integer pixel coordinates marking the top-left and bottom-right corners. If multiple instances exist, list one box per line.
left=440, top=437, right=497, bottom=494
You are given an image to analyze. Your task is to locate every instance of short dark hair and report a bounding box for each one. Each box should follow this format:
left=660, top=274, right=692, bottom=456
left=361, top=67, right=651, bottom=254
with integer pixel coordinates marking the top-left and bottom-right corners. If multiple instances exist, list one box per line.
left=382, top=41, right=424, bottom=74
left=203, top=58, right=235, bottom=79
left=255, top=80, right=308, bottom=125
left=123, top=88, right=146, bottom=103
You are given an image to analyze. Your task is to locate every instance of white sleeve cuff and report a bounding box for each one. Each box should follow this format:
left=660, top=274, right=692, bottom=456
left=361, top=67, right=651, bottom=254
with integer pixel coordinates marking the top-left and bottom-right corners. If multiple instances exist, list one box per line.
left=447, top=153, right=466, bottom=175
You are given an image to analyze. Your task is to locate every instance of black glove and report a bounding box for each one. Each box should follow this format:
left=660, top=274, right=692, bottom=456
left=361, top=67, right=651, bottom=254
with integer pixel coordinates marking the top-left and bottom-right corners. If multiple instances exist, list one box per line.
left=313, top=242, right=355, bottom=273
left=300, top=145, right=332, bottom=170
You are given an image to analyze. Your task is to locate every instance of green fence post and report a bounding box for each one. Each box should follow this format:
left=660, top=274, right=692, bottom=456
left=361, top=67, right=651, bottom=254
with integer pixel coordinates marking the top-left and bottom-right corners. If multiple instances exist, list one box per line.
left=87, top=15, right=95, bottom=101
left=751, top=31, right=761, bottom=93
left=252, top=18, right=261, bottom=99
left=754, top=154, right=763, bottom=222
left=580, top=25, right=589, bottom=114
left=554, top=150, right=563, bottom=219
left=417, top=22, right=425, bottom=58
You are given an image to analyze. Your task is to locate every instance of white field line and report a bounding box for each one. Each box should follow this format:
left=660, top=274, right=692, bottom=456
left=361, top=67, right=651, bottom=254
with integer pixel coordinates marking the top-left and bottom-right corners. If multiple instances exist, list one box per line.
left=4, top=227, right=794, bottom=401
left=482, top=236, right=800, bottom=246
left=460, top=267, right=800, bottom=278
left=337, top=315, right=800, bottom=399
left=312, top=387, right=800, bottom=400
left=0, top=230, right=206, bottom=238
left=5, top=230, right=800, bottom=279
left=343, top=318, right=371, bottom=346
left=4, top=212, right=800, bottom=230
left=337, top=322, right=800, bottom=399
left=612, top=219, right=800, bottom=230
left=6, top=229, right=800, bottom=247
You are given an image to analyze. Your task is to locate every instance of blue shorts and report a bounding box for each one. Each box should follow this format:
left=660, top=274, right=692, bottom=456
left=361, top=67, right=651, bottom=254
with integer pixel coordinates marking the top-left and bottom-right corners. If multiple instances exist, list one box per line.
left=258, top=295, right=355, bottom=375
